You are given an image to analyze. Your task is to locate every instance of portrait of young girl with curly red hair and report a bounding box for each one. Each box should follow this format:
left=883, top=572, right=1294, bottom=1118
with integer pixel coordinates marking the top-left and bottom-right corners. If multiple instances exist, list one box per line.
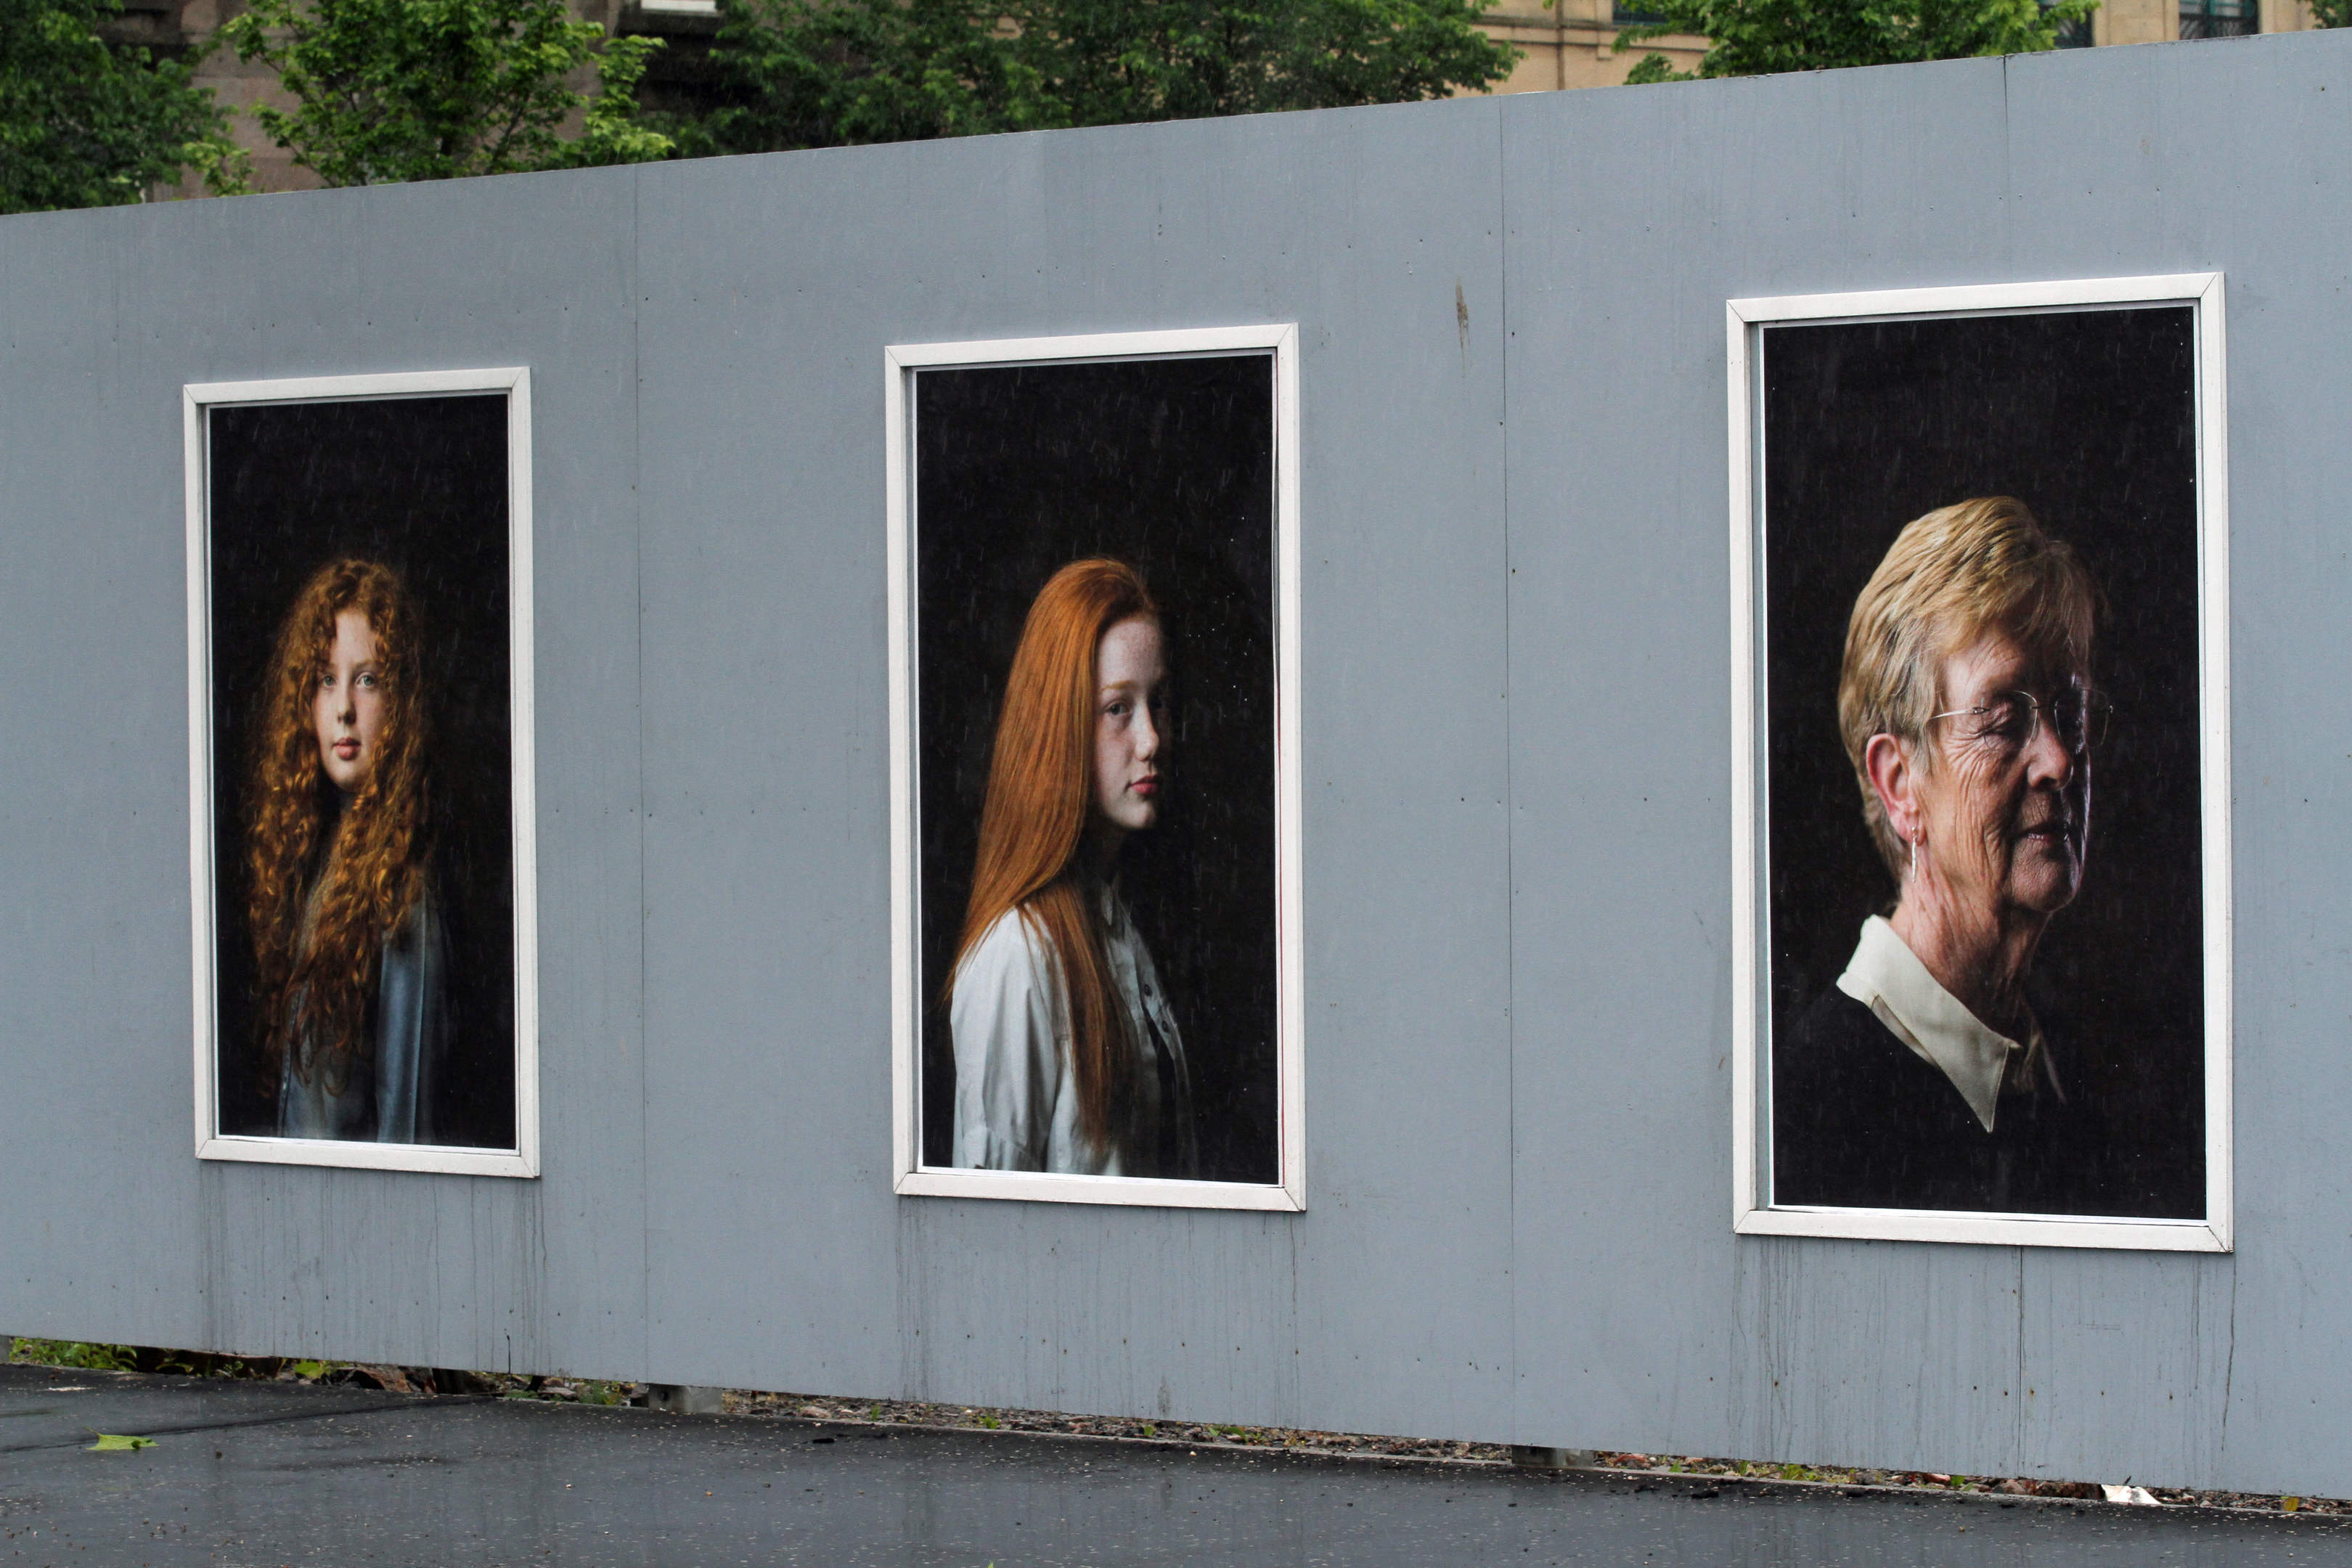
left=203, top=391, right=519, bottom=1157
left=245, top=558, right=449, bottom=1143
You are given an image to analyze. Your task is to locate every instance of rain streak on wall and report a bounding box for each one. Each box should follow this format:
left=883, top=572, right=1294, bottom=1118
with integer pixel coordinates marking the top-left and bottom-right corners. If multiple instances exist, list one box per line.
left=3, top=28, right=2349, bottom=1495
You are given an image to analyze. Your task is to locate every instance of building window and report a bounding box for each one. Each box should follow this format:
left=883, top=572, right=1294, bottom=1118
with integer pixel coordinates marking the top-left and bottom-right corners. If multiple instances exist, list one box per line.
left=2044, top=1, right=2094, bottom=45
left=1612, top=0, right=1667, bottom=21
left=2179, top=0, right=2258, bottom=37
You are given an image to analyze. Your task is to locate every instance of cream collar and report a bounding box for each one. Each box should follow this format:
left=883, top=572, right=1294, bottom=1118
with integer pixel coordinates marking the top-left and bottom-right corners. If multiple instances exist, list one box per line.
left=1834, top=915, right=2026, bottom=1134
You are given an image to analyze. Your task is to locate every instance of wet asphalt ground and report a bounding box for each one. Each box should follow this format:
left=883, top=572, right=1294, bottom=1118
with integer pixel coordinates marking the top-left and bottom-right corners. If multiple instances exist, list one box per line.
left=4, top=1363, right=2349, bottom=1566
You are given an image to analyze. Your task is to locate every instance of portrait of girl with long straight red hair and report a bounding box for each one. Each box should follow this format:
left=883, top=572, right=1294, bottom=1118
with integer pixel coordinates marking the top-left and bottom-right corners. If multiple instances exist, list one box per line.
left=949, top=559, right=1199, bottom=1176
left=911, top=351, right=1281, bottom=1191
left=245, top=558, right=450, bottom=1143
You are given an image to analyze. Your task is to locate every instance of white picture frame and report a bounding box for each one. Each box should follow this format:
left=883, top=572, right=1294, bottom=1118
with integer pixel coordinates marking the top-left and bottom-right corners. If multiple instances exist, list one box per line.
left=1727, top=274, right=2231, bottom=1252
left=186, top=367, right=539, bottom=1178
left=886, top=325, right=1306, bottom=1212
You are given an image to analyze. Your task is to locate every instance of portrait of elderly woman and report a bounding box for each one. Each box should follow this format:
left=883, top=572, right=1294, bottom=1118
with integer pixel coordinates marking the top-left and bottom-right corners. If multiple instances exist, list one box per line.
left=1773, top=497, right=2112, bottom=1214
left=1755, top=299, right=2214, bottom=1231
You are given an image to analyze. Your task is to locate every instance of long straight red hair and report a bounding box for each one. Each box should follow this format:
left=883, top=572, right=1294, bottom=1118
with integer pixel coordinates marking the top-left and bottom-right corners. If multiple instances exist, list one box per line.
left=952, top=558, right=1159, bottom=1155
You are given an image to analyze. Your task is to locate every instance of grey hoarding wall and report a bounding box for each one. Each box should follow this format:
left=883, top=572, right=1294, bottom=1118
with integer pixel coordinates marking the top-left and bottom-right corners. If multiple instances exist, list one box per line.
left=2, top=30, right=2347, bottom=1494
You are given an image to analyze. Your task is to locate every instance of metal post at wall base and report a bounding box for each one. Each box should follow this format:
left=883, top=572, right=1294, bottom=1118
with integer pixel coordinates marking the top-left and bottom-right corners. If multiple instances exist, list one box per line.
left=1510, top=1446, right=1599, bottom=1469
left=647, top=1384, right=724, bottom=1415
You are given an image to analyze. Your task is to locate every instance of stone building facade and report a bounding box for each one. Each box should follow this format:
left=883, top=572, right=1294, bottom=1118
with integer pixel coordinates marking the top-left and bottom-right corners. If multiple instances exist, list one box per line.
left=1479, top=0, right=2320, bottom=91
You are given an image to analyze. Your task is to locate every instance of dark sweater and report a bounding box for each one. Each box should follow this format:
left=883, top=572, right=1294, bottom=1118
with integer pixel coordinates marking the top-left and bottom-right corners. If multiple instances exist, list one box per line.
left=1772, top=987, right=2091, bottom=1214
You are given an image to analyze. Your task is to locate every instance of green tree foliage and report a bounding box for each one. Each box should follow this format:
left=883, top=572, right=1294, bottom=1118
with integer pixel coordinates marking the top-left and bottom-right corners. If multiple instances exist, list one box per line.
left=678, top=0, right=1053, bottom=149
left=1615, top=0, right=2095, bottom=81
left=222, top=0, right=673, bottom=186
left=0, top=0, right=248, bottom=213
left=675, top=0, right=1521, bottom=155
left=2312, top=0, right=2346, bottom=26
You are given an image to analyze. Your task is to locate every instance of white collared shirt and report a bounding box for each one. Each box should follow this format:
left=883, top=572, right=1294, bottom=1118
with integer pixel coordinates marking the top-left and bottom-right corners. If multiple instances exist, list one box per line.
left=1834, top=915, right=2050, bottom=1133
left=949, top=879, right=1194, bottom=1176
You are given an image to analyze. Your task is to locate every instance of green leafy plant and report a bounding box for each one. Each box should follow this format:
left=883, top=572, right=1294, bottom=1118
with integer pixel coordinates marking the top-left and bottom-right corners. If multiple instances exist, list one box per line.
left=11, top=1338, right=141, bottom=1371
left=148, top=1349, right=251, bottom=1378
left=221, top=0, right=671, bottom=185
left=0, top=0, right=248, bottom=211
left=674, top=0, right=1521, bottom=157
left=1615, top=0, right=2095, bottom=81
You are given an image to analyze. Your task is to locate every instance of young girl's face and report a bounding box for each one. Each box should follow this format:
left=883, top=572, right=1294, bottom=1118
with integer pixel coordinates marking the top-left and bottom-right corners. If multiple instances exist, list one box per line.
left=314, top=608, right=387, bottom=793
left=1091, top=616, right=1168, bottom=838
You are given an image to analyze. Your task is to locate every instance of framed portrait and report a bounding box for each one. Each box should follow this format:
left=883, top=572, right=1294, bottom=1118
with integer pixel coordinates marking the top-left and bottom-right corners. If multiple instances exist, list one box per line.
left=886, top=327, right=1304, bottom=1211
left=185, top=369, right=539, bottom=1177
left=1729, top=275, right=2231, bottom=1251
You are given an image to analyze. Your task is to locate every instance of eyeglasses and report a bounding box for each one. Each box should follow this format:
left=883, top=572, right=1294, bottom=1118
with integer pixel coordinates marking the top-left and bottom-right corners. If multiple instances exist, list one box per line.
left=1927, top=687, right=2110, bottom=756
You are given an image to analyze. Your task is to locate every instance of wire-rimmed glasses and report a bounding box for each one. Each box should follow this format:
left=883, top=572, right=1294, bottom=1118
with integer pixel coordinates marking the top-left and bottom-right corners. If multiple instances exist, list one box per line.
left=1927, top=685, right=2111, bottom=757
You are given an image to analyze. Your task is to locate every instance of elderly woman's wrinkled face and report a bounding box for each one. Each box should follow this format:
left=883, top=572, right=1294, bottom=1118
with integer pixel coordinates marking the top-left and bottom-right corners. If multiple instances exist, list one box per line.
left=1915, top=629, right=2091, bottom=919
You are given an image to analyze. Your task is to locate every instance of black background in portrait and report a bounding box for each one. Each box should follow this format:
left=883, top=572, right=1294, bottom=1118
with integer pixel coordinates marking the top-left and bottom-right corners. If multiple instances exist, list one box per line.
left=1764, top=306, right=2203, bottom=1218
left=915, top=356, right=1278, bottom=1183
left=208, top=396, right=516, bottom=1151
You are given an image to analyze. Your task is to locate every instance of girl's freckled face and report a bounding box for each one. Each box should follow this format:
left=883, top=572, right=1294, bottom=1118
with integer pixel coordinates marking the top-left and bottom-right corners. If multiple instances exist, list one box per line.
left=314, top=610, right=385, bottom=793
left=1091, top=617, right=1168, bottom=837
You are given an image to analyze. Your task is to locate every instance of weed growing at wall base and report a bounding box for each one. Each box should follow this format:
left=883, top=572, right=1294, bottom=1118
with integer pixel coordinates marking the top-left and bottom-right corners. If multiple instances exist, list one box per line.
left=9, top=1339, right=141, bottom=1372
left=11, top=1339, right=2345, bottom=1516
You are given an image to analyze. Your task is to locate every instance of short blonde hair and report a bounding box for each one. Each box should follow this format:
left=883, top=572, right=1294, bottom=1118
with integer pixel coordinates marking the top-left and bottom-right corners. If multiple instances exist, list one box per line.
left=1837, top=497, right=2096, bottom=878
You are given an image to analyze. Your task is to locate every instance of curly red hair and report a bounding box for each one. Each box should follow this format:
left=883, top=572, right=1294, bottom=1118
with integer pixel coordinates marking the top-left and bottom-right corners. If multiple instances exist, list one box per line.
left=245, top=558, right=433, bottom=1094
